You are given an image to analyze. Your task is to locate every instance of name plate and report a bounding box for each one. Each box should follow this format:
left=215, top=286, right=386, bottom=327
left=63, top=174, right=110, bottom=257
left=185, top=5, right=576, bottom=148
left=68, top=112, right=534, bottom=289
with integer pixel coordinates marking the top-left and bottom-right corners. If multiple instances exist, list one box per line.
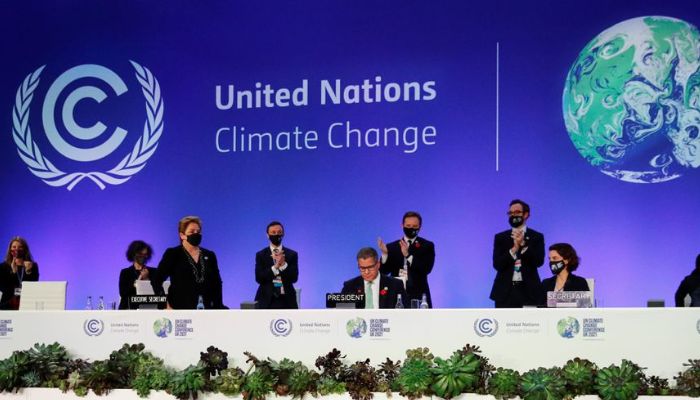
left=326, top=293, right=364, bottom=309
left=546, top=291, right=593, bottom=308
left=129, top=296, right=167, bottom=305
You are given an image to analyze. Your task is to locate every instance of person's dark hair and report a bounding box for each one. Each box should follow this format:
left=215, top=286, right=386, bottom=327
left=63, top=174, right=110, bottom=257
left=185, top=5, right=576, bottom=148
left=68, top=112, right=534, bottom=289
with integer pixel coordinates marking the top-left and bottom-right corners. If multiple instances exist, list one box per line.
left=266, top=221, right=284, bottom=234
left=356, top=247, right=378, bottom=262
left=509, top=199, right=530, bottom=214
left=549, top=243, right=580, bottom=272
left=402, top=211, right=422, bottom=226
left=126, top=240, right=153, bottom=263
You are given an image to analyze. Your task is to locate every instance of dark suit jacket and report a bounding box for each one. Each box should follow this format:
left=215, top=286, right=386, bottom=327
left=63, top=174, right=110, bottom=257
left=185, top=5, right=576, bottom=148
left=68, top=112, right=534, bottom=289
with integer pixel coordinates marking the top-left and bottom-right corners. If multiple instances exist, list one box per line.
left=341, top=274, right=407, bottom=309
left=380, top=236, right=435, bottom=307
left=541, top=273, right=590, bottom=293
left=675, top=269, right=700, bottom=307
left=0, top=261, right=39, bottom=310
left=254, top=246, right=299, bottom=309
left=490, top=227, right=545, bottom=305
left=154, top=246, right=224, bottom=309
left=118, top=265, right=159, bottom=310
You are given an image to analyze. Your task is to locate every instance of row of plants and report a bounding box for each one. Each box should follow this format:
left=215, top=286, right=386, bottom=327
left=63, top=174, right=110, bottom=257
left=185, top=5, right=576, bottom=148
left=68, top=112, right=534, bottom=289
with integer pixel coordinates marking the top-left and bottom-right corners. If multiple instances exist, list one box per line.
left=0, top=342, right=698, bottom=400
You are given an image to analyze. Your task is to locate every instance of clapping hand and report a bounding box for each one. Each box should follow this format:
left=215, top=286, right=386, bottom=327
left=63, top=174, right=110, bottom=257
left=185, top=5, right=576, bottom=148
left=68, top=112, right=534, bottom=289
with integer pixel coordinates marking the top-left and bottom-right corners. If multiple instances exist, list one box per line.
left=377, top=237, right=388, bottom=256
left=400, top=239, right=409, bottom=257
left=139, top=268, right=149, bottom=280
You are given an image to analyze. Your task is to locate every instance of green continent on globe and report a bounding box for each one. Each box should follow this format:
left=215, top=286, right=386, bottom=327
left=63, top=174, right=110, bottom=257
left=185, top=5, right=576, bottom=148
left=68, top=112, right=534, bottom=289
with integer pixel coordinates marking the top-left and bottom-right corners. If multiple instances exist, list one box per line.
left=563, top=16, right=700, bottom=183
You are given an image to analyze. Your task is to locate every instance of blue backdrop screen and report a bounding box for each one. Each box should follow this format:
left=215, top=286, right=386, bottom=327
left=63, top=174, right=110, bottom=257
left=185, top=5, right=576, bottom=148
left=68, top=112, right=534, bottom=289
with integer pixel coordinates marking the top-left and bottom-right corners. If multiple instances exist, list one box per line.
left=1, top=0, right=699, bottom=309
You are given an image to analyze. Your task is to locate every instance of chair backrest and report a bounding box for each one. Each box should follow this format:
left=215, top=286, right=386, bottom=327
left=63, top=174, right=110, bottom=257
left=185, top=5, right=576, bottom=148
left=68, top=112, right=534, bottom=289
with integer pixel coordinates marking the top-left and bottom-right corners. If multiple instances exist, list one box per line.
left=295, top=288, right=302, bottom=308
left=19, top=281, right=67, bottom=310
left=135, top=280, right=155, bottom=295
left=685, top=294, right=692, bottom=307
left=162, top=281, right=171, bottom=295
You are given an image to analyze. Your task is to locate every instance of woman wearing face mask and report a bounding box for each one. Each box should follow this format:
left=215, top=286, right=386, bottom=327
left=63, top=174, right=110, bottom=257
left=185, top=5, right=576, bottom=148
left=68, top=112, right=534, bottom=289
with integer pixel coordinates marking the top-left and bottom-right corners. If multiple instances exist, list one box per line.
left=118, top=240, right=158, bottom=309
left=154, top=216, right=224, bottom=309
left=542, top=243, right=590, bottom=293
left=0, top=237, right=39, bottom=310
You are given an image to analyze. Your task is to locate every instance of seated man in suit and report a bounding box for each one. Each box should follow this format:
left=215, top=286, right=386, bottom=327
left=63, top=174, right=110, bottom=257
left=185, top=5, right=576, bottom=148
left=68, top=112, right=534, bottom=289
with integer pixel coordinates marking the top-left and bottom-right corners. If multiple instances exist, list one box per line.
left=341, top=247, right=407, bottom=309
left=254, top=221, right=299, bottom=309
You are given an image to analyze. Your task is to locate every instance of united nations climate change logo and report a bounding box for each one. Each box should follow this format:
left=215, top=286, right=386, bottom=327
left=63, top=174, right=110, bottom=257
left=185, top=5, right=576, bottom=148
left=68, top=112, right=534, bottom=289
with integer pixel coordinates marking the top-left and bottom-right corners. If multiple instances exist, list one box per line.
left=557, top=317, right=580, bottom=339
left=11, top=61, right=164, bottom=190
left=270, top=318, right=292, bottom=337
left=473, top=318, right=498, bottom=337
left=83, top=319, right=104, bottom=336
left=153, top=318, right=173, bottom=338
left=563, top=16, right=700, bottom=183
left=346, top=317, right=367, bottom=339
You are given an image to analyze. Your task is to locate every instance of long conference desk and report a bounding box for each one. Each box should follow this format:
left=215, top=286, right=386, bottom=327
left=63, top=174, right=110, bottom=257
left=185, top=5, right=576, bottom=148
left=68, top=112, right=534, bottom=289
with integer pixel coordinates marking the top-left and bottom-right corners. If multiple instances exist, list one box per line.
left=0, top=308, right=698, bottom=382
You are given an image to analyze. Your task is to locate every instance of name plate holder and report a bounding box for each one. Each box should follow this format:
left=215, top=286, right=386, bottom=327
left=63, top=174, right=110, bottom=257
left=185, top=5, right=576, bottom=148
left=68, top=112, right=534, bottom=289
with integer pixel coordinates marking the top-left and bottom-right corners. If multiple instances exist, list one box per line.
left=129, top=295, right=167, bottom=309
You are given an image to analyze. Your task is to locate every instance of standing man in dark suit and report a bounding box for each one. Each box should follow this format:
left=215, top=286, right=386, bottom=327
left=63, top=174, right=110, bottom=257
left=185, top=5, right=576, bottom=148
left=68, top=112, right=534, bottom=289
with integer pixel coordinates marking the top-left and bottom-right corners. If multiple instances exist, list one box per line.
left=378, top=211, right=435, bottom=307
left=490, top=199, right=545, bottom=308
left=255, top=221, right=299, bottom=309
left=341, top=247, right=407, bottom=309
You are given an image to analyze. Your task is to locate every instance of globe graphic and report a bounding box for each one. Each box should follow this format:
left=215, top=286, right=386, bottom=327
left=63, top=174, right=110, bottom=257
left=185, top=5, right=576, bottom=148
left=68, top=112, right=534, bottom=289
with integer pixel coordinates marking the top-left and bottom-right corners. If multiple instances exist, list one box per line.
left=345, top=317, right=367, bottom=338
left=153, top=318, right=173, bottom=338
left=557, top=317, right=580, bottom=339
left=563, top=16, right=700, bottom=183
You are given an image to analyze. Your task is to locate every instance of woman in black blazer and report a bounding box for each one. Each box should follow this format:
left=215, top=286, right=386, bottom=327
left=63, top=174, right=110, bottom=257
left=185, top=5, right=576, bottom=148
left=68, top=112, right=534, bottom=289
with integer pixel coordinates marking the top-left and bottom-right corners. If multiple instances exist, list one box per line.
left=542, top=243, right=590, bottom=293
left=0, top=237, right=39, bottom=310
left=155, top=216, right=224, bottom=309
left=118, top=240, right=158, bottom=309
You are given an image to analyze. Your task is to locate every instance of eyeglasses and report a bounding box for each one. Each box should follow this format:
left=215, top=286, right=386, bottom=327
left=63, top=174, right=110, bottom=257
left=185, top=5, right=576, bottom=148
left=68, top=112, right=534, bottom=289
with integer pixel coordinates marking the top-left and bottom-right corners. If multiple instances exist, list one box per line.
left=358, top=266, right=376, bottom=272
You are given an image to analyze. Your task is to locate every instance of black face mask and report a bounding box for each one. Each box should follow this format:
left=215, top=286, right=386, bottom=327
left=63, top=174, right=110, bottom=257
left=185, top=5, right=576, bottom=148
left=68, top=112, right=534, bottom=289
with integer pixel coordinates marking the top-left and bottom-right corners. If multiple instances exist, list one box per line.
left=186, top=233, right=202, bottom=246
left=508, top=215, right=524, bottom=228
left=403, top=227, right=419, bottom=239
left=269, top=234, right=283, bottom=246
left=134, top=255, right=149, bottom=265
left=550, top=261, right=566, bottom=275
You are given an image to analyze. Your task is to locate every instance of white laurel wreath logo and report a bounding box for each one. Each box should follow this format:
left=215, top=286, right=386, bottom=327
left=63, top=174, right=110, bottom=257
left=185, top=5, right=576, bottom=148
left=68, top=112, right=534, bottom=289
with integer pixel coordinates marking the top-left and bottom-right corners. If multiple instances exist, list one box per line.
left=11, top=61, right=164, bottom=190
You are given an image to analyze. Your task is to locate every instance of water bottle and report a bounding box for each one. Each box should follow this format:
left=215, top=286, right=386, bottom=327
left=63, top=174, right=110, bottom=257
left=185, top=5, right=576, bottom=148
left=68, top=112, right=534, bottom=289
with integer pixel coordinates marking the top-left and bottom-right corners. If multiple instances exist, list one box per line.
left=97, top=296, right=105, bottom=310
left=196, top=295, right=205, bottom=310
left=85, top=296, right=93, bottom=310
left=395, top=294, right=404, bottom=309
left=420, top=293, right=429, bottom=309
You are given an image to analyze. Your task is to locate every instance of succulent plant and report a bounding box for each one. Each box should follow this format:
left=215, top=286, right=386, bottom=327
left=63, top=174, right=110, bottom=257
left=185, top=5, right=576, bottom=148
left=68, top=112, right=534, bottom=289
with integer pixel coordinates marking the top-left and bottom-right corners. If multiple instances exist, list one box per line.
left=397, top=357, right=434, bottom=399
left=317, top=376, right=346, bottom=395
left=406, top=347, right=434, bottom=362
left=243, top=368, right=276, bottom=400
left=431, top=352, right=481, bottom=399
left=82, top=360, right=119, bottom=395
left=377, top=358, right=402, bottom=393
left=642, top=375, right=673, bottom=396
left=269, top=357, right=299, bottom=395
left=26, top=342, right=70, bottom=388
left=595, top=360, right=642, bottom=400
left=131, top=355, right=172, bottom=397
left=455, top=344, right=494, bottom=394
left=0, top=350, right=31, bottom=392
left=562, top=357, right=597, bottom=396
left=520, top=367, right=565, bottom=400
left=167, top=364, right=207, bottom=400
left=342, top=359, right=378, bottom=400
left=200, top=346, right=229, bottom=377
left=108, top=343, right=147, bottom=387
left=487, top=367, right=520, bottom=400
left=214, top=367, right=246, bottom=396
left=315, top=348, right=347, bottom=379
left=20, top=370, right=41, bottom=387
left=675, top=359, right=700, bottom=397
left=288, top=363, right=319, bottom=398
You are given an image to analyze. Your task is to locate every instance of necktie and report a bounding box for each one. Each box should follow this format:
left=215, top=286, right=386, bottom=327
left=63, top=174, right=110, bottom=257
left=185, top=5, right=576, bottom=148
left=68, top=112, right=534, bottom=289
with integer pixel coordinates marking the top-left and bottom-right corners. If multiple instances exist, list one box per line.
left=365, top=281, right=373, bottom=309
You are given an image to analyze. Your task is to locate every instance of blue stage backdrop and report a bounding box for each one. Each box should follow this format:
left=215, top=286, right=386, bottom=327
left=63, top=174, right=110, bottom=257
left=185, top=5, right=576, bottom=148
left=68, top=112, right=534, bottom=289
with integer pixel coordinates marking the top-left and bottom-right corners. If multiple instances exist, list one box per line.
left=1, top=1, right=699, bottom=309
